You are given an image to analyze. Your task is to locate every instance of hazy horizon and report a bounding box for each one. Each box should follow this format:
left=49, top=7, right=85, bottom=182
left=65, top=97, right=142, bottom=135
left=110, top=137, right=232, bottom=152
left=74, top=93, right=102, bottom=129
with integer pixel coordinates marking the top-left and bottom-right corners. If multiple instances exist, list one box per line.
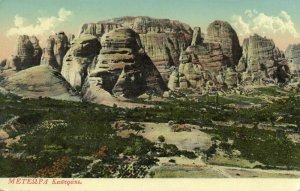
left=1, top=0, right=300, bottom=60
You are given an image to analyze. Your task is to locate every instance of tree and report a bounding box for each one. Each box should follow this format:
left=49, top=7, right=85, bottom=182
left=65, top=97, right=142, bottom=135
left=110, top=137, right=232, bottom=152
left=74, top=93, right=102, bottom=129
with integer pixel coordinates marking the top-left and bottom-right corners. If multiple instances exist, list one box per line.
left=158, top=135, right=165, bottom=143
left=125, top=123, right=144, bottom=135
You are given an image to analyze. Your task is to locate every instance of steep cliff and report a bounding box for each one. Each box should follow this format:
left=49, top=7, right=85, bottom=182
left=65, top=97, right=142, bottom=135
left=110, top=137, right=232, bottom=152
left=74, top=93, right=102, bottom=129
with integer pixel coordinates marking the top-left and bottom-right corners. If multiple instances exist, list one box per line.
left=41, top=31, right=70, bottom=71
left=3, top=35, right=42, bottom=72
left=285, top=44, right=300, bottom=75
left=206, top=20, right=242, bottom=67
left=237, top=34, right=290, bottom=84
left=61, top=34, right=101, bottom=88
left=84, top=27, right=166, bottom=99
left=79, top=16, right=193, bottom=82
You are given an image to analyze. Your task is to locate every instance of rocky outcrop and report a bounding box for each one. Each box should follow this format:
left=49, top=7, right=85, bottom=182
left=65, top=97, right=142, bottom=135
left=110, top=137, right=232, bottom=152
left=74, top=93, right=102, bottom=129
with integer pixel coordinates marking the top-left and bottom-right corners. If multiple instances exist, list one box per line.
left=167, top=21, right=242, bottom=92
left=80, top=22, right=121, bottom=38
left=30, top=36, right=43, bottom=67
left=79, top=16, right=193, bottom=82
left=41, top=31, right=69, bottom=71
left=237, top=34, right=290, bottom=84
left=0, top=65, right=80, bottom=101
left=0, top=59, right=7, bottom=68
left=285, top=44, right=300, bottom=75
left=3, top=35, right=42, bottom=71
left=206, top=20, right=242, bottom=67
left=168, top=43, right=228, bottom=91
left=191, top=27, right=203, bottom=46
left=61, top=34, right=101, bottom=89
left=84, top=27, right=167, bottom=98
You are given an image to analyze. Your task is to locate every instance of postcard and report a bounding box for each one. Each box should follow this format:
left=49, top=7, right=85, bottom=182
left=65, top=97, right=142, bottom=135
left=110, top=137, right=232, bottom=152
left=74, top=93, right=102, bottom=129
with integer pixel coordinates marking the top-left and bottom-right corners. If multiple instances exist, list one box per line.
left=0, top=0, right=300, bottom=190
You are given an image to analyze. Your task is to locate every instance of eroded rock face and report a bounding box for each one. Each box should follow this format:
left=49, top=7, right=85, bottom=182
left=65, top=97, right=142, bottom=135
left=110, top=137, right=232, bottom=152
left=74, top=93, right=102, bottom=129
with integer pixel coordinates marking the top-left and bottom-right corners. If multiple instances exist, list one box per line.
left=206, top=20, right=242, bottom=67
left=80, top=22, right=122, bottom=38
left=4, top=35, right=42, bottom=71
left=61, top=34, right=101, bottom=89
left=237, top=34, right=290, bottom=84
left=0, top=65, right=79, bottom=101
left=0, top=59, right=7, bottom=68
left=41, top=31, right=69, bottom=71
left=285, top=44, right=300, bottom=74
left=80, top=16, right=193, bottom=82
left=191, top=27, right=203, bottom=46
left=168, top=22, right=242, bottom=92
left=168, top=43, right=228, bottom=91
left=85, top=27, right=167, bottom=98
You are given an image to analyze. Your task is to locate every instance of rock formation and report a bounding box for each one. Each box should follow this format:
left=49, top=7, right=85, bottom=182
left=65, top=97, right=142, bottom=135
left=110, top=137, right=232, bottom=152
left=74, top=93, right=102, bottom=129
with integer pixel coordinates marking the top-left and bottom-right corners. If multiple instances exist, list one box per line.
left=30, top=36, right=43, bottom=67
left=0, top=65, right=80, bottom=101
left=0, top=59, right=7, bottom=68
left=206, top=20, right=242, bottom=67
left=41, top=31, right=69, bottom=71
left=61, top=34, right=101, bottom=89
left=285, top=44, right=300, bottom=75
left=79, top=16, right=193, bottom=82
left=191, top=27, right=203, bottom=46
left=237, top=34, right=290, bottom=84
left=168, top=23, right=229, bottom=91
left=3, top=35, right=42, bottom=71
left=168, top=21, right=243, bottom=91
left=168, top=41, right=228, bottom=91
left=84, top=27, right=167, bottom=99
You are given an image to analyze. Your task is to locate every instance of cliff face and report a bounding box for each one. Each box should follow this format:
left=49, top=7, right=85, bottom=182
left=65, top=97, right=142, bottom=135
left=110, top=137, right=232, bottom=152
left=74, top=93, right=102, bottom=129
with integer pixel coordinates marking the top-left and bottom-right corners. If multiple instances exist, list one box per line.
left=3, top=35, right=42, bottom=72
left=1, top=17, right=295, bottom=102
left=79, top=16, right=193, bottom=83
left=285, top=44, right=300, bottom=75
left=41, top=31, right=69, bottom=71
left=168, top=43, right=229, bottom=91
left=206, top=20, right=242, bottom=67
left=84, top=27, right=166, bottom=99
left=61, top=34, right=101, bottom=88
left=237, top=34, right=290, bottom=84
left=168, top=21, right=241, bottom=91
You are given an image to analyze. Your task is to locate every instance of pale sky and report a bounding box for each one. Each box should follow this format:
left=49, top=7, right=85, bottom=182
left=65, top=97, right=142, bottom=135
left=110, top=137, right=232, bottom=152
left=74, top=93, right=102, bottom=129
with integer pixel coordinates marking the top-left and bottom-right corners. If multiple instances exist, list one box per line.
left=1, top=0, right=300, bottom=60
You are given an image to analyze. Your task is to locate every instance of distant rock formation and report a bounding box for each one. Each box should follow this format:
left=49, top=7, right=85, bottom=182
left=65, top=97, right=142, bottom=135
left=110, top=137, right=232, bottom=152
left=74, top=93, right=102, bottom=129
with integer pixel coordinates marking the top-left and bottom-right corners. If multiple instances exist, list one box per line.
left=237, top=34, right=290, bottom=84
left=206, top=20, right=242, bottom=67
left=61, top=34, right=101, bottom=89
left=79, top=16, right=193, bottom=82
left=0, top=65, right=80, bottom=101
left=41, top=31, right=69, bottom=71
left=84, top=27, right=167, bottom=99
left=285, top=44, right=300, bottom=75
left=167, top=20, right=243, bottom=92
left=168, top=42, right=228, bottom=91
left=168, top=22, right=237, bottom=92
left=2, top=35, right=42, bottom=71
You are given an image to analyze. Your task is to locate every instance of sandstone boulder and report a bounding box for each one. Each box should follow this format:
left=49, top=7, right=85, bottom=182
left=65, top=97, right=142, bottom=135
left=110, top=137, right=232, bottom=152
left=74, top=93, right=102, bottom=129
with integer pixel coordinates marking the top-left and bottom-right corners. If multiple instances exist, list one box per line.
left=224, top=68, right=238, bottom=88
left=61, top=34, right=101, bottom=89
